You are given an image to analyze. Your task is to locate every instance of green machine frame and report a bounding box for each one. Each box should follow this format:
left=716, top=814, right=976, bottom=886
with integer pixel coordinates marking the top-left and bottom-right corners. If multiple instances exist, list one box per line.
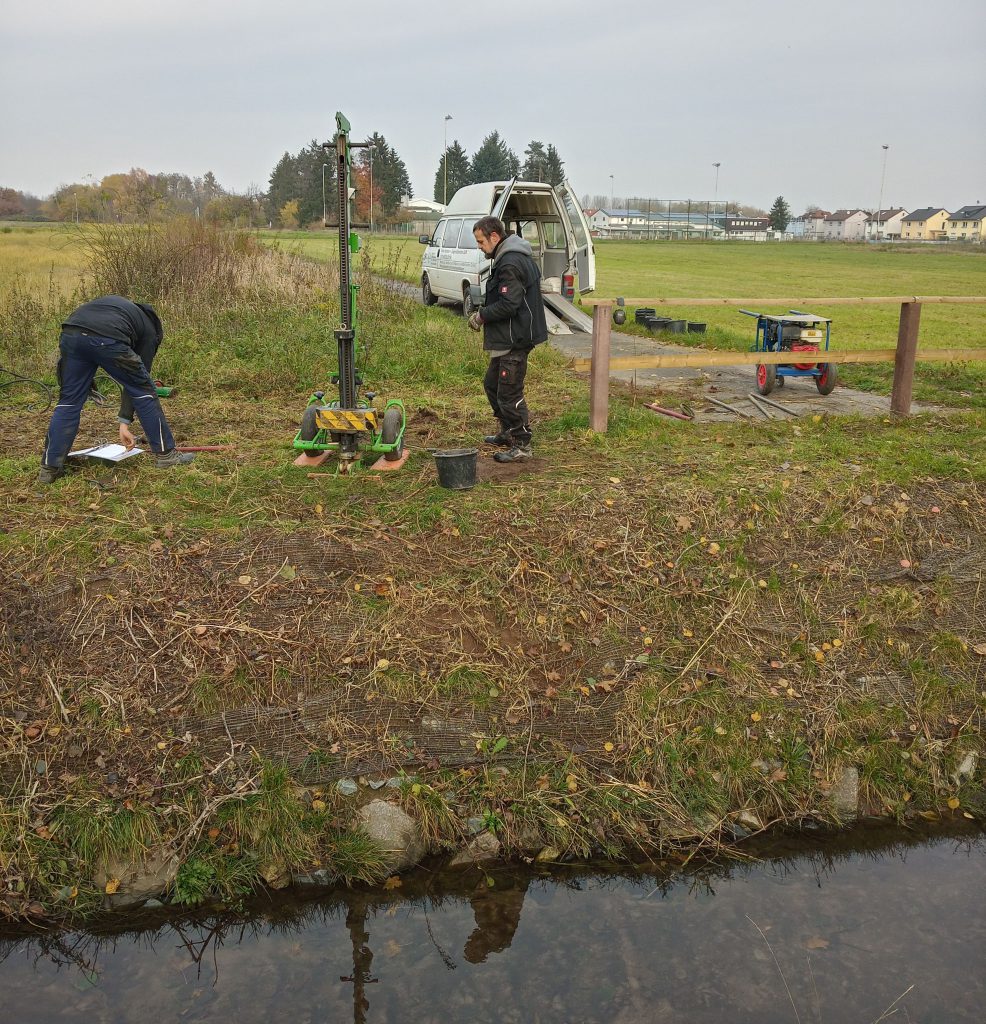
left=293, top=112, right=406, bottom=470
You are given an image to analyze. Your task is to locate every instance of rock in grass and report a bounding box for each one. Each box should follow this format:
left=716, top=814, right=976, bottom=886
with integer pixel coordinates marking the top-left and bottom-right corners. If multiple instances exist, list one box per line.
left=357, top=800, right=427, bottom=873
left=448, top=832, right=501, bottom=869
left=336, top=778, right=358, bottom=797
left=830, top=767, right=860, bottom=821
left=94, top=846, right=180, bottom=909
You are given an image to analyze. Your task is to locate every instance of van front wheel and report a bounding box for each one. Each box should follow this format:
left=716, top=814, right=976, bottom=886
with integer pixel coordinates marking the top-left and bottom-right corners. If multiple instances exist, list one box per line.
left=422, top=275, right=437, bottom=306
left=461, top=284, right=477, bottom=318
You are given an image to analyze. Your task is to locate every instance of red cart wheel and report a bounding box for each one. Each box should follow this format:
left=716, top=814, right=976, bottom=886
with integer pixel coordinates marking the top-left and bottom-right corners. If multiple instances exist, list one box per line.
left=756, top=363, right=776, bottom=395
left=815, top=363, right=839, bottom=395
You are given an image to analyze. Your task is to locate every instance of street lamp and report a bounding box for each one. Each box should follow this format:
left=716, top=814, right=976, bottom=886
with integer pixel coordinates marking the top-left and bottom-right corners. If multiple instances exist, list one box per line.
left=712, top=162, right=721, bottom=211
left=73, top=191, right=79, bottom=223
left=875, top=144, right=889, bottom=241
left=368, top=145, right=376, bottom=233
left=609, top=174, right=614, bottom=209
left=443, top=114, right=453, bottom=205
left=323, top=161, right=331, bottom=226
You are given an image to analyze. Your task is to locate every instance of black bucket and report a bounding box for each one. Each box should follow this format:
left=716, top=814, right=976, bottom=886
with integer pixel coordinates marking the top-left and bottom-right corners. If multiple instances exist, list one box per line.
left=434, top=448, right=478, bottom=490
left=668, top=319, right=687, bottom=333
left=687, top=322, right=707, bottom=333
left=647, top=317, right=672, bottom=331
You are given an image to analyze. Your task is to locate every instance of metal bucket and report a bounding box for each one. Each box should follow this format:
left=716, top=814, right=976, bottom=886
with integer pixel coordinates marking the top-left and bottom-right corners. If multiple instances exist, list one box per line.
left=434, top=448, right=478, bottom=490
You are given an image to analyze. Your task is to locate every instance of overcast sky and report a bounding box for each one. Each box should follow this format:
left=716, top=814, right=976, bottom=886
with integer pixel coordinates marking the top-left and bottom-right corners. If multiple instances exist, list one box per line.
left=3, top=0, right=984, bottom=214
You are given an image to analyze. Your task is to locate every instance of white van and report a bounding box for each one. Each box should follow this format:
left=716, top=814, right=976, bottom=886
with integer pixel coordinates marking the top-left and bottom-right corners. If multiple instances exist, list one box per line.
left=419, top=178, right=596, bottom=319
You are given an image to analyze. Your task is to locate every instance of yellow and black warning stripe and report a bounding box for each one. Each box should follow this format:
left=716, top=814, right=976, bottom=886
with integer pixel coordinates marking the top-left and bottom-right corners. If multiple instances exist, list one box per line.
left=314, top=408, right=377, bottom=433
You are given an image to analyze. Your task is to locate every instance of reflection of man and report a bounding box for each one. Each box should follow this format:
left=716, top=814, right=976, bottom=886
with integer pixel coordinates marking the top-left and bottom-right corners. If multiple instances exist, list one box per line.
left=468, top=216, right=547, bottom=464
left=463, top=878, right=529, bottom=964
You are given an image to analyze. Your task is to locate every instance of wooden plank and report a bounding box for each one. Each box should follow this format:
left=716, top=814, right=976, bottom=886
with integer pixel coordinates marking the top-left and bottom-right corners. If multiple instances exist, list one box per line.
left=588, top=303, right=612, bottom=432
left=890, top=301, right=922, bottom=416
left=569, top=347, right=983, bottom=373
left=582, top=295, right=986, bottom=307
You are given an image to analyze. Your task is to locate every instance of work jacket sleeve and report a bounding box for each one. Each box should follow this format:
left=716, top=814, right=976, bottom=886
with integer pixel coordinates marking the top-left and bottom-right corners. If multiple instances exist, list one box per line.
left=117, top=335, right=158, bottom=424
left=480, top=263, right=526, bottom=324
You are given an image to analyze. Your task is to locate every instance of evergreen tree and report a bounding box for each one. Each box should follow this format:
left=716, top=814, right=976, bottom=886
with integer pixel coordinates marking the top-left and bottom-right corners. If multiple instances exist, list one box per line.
left=768, top=195, right=791, bottom=232
left=267, top=152, right=299, bottom=226
left=355, top=133, right=412, bottom=220
left=544, top=144, right=565, bottom=186
left=470, top=131, right=517, bottom=182
left=521, top=141, right=548, bottom=182
left=434, top=141, right=471, bottom=203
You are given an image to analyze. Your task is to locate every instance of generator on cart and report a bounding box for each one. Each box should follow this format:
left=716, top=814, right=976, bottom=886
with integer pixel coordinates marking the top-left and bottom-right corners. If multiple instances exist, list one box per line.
left=293, top=112, right=406, bottom=473
left=739, top=309, right=839, bottom=396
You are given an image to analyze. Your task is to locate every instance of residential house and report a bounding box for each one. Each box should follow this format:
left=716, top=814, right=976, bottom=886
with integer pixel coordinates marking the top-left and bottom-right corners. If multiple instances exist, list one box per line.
left=900, top=208, right=950, bottom=241
left=945, top=205, right=986, bottom=241
left=865, top=208, right=908, bottom=241
left=789, top=211, right=830, bottom=239
left=724, top=216, right=770, bottom=241
left=821, top=210, right=868, bottom=241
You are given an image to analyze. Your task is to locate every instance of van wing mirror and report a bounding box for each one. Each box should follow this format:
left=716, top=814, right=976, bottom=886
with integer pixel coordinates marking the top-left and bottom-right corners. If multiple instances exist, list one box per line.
left=418, top=234, right=432, bottom=245
left=469, top=284, right=484, bottom=308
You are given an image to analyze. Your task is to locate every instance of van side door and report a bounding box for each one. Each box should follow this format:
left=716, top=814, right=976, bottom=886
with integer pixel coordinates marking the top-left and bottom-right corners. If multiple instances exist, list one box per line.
left=555, top=180, right=596, bottom=293
left=423, top=219, right=447, bottom=294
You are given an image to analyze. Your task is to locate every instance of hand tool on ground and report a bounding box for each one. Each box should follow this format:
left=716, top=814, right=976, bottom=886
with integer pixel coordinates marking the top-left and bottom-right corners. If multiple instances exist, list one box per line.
left=740, top=308, right=838, bottom=397
left=749, top=395, right=778, bottom=419
left=707, top=396, right=751, bottom=418
left=753, top=393, right=800, bottom=417
left=644, top=402, right=693, bottom=421
left=292, top=111, right=406, bottom=474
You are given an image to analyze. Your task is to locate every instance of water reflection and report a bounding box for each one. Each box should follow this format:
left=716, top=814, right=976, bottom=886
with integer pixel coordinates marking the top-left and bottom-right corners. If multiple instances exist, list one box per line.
left=1, top=823, right=984, bottom=1023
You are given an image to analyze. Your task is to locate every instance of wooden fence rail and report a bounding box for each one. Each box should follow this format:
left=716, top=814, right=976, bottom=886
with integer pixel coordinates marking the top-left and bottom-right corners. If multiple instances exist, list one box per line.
left=579, top=298, right=986, bottom=431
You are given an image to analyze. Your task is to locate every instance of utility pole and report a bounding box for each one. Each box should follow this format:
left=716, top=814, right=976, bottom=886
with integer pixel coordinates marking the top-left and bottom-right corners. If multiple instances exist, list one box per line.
left=712, top=162, right=721, bottom=226
left=368, top=146, right=375, bottom=233
left=322, top=163, right=329, bottom=226
left=443, top=114, right=453, bottom=205
left=875, top=144, right=889, bottom=241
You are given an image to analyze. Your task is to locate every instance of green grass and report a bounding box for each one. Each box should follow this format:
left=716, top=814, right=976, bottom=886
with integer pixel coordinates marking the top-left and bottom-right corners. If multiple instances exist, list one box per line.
left=0, top=221, right=983, bottom=921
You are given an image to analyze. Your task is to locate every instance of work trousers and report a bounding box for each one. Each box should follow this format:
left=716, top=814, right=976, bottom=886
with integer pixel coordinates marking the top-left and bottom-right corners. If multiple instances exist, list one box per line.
left=483, top=350, right=532, bottom=444
left=42, top=331, right=175, bottom=467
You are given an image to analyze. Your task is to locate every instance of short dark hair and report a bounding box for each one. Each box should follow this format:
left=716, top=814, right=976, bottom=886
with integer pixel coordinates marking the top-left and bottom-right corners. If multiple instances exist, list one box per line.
left=473, top=216, right=506, bottom=240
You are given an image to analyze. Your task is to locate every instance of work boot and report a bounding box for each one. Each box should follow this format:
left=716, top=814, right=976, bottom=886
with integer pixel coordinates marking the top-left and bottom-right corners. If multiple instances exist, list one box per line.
left=493, top=443, right=533, bottom=464
left=155, top=448, right=195, bottom=469
left=37, top=464, right=65, bottom=484
left=483, top=430, right=513, bottom=447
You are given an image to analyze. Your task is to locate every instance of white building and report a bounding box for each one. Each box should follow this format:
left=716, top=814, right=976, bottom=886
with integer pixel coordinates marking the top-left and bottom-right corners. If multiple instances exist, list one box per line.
left=821, top=209, right=869, bottom=241
left=865, top=208, right=908, bottom=241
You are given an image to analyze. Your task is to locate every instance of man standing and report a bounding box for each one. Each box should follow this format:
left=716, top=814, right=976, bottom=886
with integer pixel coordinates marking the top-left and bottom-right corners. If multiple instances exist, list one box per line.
left=38, top=295, right=194, bottom=484
left=468, top=216, right=547, bottom=464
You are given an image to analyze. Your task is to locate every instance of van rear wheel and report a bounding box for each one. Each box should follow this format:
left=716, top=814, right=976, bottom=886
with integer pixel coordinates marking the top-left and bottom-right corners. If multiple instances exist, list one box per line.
left=462, top=284, right=477, bottom=318
left=422, top=275, right=437, bottom=306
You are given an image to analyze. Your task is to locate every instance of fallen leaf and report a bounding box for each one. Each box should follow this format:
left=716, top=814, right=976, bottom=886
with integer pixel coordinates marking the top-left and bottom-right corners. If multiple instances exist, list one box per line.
left=193, top=624, right=208, bottom=636
left=947, top=797, right=960, bottom=810
left=750, top=711, right=762, bottom=722
left=237, top=574, right=252, bottom=585
left=803, top=936, right=829, bottom=950
left=604, top=741, right=615, bottom=752
left=104, top=878, right=121, bottom=894
left=971, top=642, right=986, bottom=657
left=280, top=564, right=298, bottom=581
left=376, top=658, right=390, bottom=670
left=383, top=875, right=402, bottom=890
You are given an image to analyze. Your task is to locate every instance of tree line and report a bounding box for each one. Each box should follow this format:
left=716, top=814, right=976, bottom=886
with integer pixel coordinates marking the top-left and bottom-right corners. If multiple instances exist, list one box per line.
left=0, top=130, right=414, bottom=230
left=434, top=134, right=565, bottom=203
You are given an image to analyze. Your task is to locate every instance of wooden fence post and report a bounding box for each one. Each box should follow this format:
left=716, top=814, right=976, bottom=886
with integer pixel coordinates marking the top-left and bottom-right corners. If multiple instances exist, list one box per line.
left=589, top=302, right=613, bottom=432
left=890, top=301, right=921, bottom=416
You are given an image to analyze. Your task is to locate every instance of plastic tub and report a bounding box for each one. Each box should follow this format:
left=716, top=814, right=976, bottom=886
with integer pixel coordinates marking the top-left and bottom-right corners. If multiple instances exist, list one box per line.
left=687, top=322, right=707, bottom=333
left=434, top=448, right=478, bottom=490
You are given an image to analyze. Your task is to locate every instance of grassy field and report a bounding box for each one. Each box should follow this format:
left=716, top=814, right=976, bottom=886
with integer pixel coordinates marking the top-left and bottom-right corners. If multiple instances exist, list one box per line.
left=0, top=222, right=983, bottom=921
left=0, top=222, right=88, bottom=296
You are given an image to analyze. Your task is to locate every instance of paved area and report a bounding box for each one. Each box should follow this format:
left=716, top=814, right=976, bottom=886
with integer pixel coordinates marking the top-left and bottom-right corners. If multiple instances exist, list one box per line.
left=390, top=279, right=933, bottom=422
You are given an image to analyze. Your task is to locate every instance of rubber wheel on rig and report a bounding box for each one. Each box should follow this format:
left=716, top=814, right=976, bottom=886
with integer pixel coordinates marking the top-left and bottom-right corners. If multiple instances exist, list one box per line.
left=422, top=275, right=437, bottom=306
left=756, top=362, right=777, bottom=395
left=298, top=404, right=325, bottom=442
left=462, top=284, right=477, bottom=318
left=776, top=374, right=785, bottom=388
left=380, top=407, right=404, bottom=461
left=816, top=363, right=839, bottom=395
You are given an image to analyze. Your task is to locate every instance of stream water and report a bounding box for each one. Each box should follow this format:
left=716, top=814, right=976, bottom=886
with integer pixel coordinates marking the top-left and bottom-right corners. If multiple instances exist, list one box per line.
left=2, top=823, right=983, bottom=1023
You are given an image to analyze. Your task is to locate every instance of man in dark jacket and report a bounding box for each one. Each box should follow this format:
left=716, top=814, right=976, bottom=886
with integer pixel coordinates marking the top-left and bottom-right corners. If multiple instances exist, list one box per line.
left=38, top=295, right=194, bottom=484
left=469, top=216, right=548, bottom=463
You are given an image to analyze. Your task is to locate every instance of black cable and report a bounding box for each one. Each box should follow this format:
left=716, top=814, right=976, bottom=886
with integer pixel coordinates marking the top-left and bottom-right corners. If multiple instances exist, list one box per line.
left=0, top=365, right=54, bottom=412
